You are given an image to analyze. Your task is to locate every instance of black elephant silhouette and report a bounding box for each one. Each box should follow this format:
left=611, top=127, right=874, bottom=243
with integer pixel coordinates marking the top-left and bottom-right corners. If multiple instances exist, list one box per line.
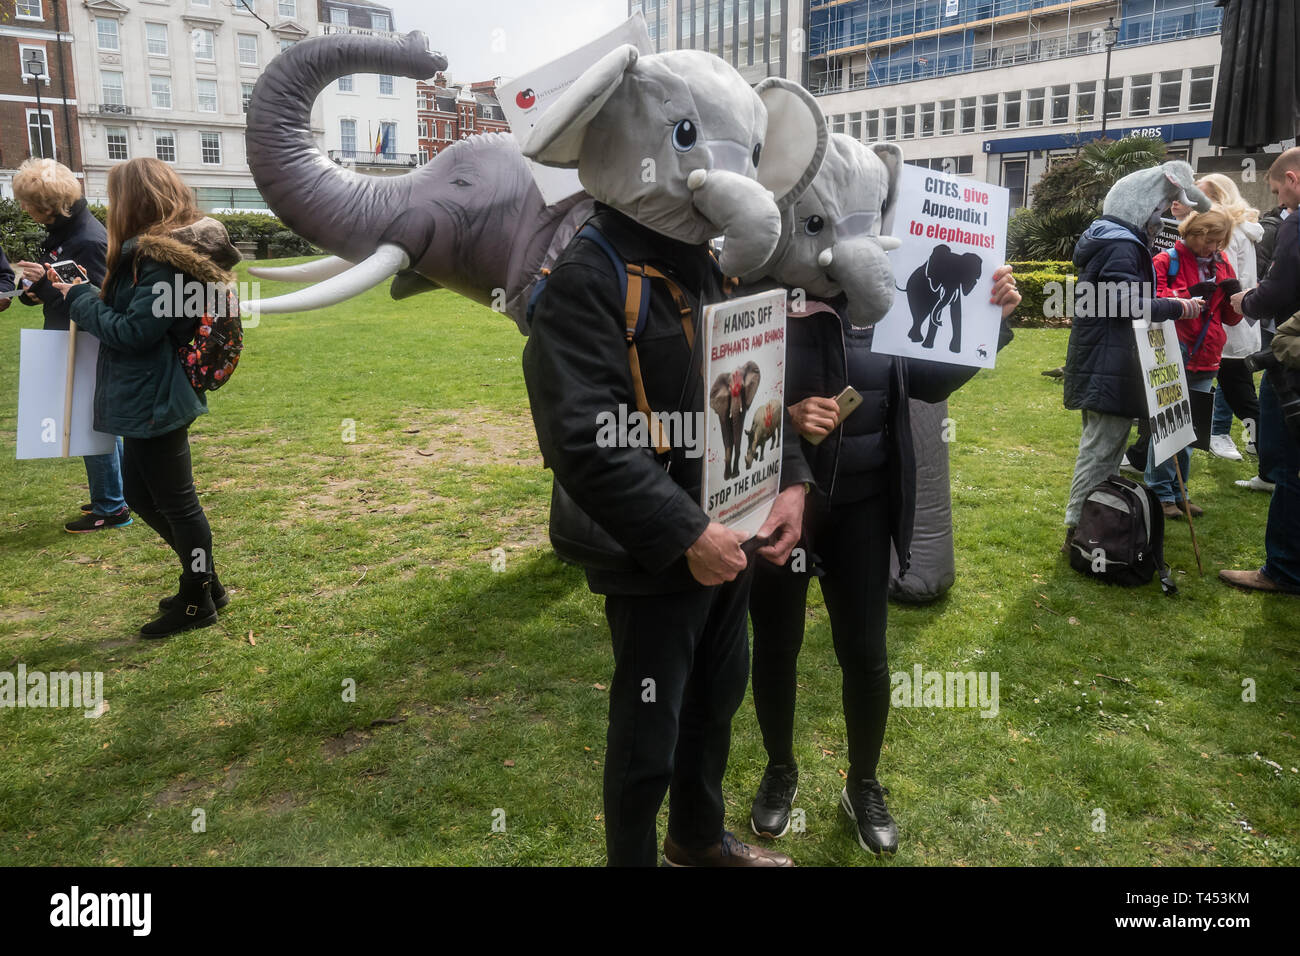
left=709, top=361, right=761, bottom=481
left=900, top=244, right=984, bottom=354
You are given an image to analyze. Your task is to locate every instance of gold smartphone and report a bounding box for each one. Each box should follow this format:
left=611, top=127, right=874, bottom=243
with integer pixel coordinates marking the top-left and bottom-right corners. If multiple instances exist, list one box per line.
left=806, top=387, right=863, bottom=446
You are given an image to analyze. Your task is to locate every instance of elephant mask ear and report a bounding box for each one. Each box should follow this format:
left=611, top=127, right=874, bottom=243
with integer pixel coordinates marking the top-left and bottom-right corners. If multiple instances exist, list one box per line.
left=754, top=78, right=827, bottom=212
left=870, top=143, right=904, bottom=236
left=523, top=44, right=640, bottom=168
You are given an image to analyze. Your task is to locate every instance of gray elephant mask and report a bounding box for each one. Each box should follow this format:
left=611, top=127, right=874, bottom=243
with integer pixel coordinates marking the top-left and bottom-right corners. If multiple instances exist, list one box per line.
left=752, top=133, right=904, bottom=327
left=1103, top=160, right=1213, bottom=242
left=523, top=45, right=827, bottom=278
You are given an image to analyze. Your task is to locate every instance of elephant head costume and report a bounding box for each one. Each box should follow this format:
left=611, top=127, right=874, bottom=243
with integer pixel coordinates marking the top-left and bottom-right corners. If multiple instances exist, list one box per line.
left=243, top=32, right=826, bottom=327
left=1102, top=160, right=1212, bottom=242
left=709, top=361, right=761, bottom=480
left=748, top=132, right=904, bottom=327
left=522, top=44, right=827, bottom=279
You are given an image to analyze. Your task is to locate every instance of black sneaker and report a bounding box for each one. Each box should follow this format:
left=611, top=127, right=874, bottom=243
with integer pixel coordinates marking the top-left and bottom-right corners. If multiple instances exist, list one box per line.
left=841, top=778, right=899, bottom=856
left=65, top=509, right=132, bottom=533
left=80, top=503, right=93, bottom=514
left=750, top=763, right=798, bottom=839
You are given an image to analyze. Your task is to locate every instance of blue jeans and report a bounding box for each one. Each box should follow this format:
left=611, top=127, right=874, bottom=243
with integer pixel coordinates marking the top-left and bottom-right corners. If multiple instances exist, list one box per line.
left=1145, top=362, right=1216, bottom=504
left=84, top=437, right=126, bottom=515
left=1259, top=374, right=1300, bottom=589
left=1211, top=384, right=1233, bottom=435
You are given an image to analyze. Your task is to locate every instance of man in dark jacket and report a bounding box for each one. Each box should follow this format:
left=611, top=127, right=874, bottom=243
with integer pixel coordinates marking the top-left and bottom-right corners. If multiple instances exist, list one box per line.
left=1224, top=147, right=1300, bottom=594
left=10, top=170, right=126, bottom=533
left=1061, top=165, right=1208, bottom=553
left=523, top=205, right=812, bottom=866
left=1256, top=203, right=1289, bottom=279
left=0, top=246, right=14, bottom=315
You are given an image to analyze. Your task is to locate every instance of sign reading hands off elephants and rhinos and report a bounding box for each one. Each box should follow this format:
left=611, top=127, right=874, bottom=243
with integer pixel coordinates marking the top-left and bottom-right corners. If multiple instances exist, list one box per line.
left=498, top=14, right=653, bottom=206
left=1134, top=319, right=1197, bottom=467
left=702, top=289, right=787, bottom=538
left=872, top=164, right=1009, bottom=369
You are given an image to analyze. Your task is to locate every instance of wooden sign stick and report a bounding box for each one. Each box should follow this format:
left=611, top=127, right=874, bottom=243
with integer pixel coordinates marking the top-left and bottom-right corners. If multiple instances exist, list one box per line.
left=1172, top=456, right=1203, bottom=575
left=61, top=321, right=77, bottom=458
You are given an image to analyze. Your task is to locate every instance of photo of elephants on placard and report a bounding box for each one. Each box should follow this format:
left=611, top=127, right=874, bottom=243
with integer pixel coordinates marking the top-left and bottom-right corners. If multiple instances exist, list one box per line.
left=743, top=397, right=783, bottom=470
left=709, top=361, right=761, bottom=481
left=901, top=243, right=985, bottom=354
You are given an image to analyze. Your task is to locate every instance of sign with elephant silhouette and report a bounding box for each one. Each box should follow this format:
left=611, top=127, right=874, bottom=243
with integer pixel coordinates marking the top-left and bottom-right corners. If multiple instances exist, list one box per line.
left=702, top=288, right=787, bottom=538
left=872, top=164, right=1010, bottom=369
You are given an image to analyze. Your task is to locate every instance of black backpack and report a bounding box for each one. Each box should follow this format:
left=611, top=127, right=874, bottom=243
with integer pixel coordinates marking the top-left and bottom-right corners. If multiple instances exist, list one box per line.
left=1069, top=475, right=1176, bottom=593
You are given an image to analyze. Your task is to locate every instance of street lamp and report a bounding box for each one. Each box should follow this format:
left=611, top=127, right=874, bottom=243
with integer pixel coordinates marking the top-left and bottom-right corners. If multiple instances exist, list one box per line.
left=24, top=51, right=45, bottom=158
left=1100, top=16, right=1120, bottom=139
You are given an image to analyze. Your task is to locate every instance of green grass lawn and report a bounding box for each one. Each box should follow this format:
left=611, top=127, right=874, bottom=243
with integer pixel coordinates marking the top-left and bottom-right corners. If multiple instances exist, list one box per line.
left=0, top=260, right=1295, bottom=866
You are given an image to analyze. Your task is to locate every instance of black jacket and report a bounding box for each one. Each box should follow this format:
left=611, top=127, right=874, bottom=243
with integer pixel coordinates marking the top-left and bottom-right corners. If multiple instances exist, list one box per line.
left=1065, top=216, right=1181, bottom=418
left=1243, top=210, right=1300, bottom=333
left=523, top=205, right=812, bottom=596
left=1256, top=205, right=1288, bottom=279
left=0, top=247, right=14, bottom=294
left=786, top=297, right=1012, bottom=573
left=19, top=199, right=108, bottom=332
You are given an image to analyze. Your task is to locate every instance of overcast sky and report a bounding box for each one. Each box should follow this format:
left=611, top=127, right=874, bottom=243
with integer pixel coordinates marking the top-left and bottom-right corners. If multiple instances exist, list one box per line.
left=381, top=0, right=630, bottom=85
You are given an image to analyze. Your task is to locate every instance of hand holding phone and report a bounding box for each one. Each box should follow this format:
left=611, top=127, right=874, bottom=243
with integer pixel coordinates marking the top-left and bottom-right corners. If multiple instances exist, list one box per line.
left=804, top=387, right=863, bottom=446
left=48, top=261, right=88, bottom=285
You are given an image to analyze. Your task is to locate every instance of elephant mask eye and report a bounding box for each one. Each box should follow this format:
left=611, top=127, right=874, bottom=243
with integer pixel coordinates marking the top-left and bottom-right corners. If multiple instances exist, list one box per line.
left=672, top=119, right=698, bottom=152
left=752, top=143, right=762, bottom=168
left=803, top=215, right=825, bottom=236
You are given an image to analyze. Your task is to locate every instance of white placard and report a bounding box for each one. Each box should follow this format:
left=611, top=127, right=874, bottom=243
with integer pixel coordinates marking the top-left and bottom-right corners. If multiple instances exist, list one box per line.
left=1134, top=320, right=1196, bottom=467
left=701, top=289, right=787, bottom=538
left=498, top=13, right=653, bottom=206
left=873, top=164, right=1009, bottom=369
left=16, top=329, right=115, bottom=460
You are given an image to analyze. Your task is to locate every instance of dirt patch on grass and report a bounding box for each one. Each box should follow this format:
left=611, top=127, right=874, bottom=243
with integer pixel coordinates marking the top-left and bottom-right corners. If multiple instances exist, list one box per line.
left=321, top=728, right=373, bottom=759
left=154, top=779, right=208, bottom=807
left=389, top=407, right=542, bottom=469
left=0, top=608, right=43, bottom=624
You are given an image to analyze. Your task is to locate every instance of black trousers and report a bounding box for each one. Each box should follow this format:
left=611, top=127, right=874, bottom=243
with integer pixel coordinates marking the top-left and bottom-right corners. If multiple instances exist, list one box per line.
left=122, top=426, right=214, bottom=584
left=1216, top=357, right=1261, bottom=434
left=602, top=572, right=753, bottom=866
left=749, top=492, right=892, bottom=784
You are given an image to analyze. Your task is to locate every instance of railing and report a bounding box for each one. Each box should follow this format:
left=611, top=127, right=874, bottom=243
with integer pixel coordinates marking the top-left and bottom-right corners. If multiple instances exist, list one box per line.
left=329, top=149, right=419, bottom=167
left=319, top=23, right=400, bottom=39
left=87, top=103, right=132, bottom=115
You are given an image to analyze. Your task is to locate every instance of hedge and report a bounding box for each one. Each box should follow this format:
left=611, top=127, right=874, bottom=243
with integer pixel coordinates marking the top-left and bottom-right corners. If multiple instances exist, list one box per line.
left=1008, top=260, right=1075, bottom=275
left=1009, top=268, right=1075, bottom=328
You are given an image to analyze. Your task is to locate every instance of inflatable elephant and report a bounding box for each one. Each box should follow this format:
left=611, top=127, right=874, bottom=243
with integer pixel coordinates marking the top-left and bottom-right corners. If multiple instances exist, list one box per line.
left=709, top=362, right=762, bottom=480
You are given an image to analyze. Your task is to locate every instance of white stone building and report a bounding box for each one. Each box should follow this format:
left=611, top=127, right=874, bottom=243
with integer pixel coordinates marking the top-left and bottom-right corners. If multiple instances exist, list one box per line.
left=71, top=0, right=322, bottom=210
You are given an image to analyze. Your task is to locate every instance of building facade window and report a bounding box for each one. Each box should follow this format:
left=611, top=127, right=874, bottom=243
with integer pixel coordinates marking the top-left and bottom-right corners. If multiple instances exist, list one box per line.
left=980, top=95, right=997, bottom=132
left=200, top=131, right=221, bottom=165
left=96, top=17, right=119, bottom=51
left=340, top=118, right=356, bottom=154
left=866, top=109, right=880, bottom=140
left=1189, top=66, right=1215, bottom=110
left=27, top=109, right=54, bottom=158
left=16, top=1, right=42, bottom=19
left=19, top=46, right=49, bottom=83
left=238, top=34, right=258, bottom=66
left=192, top=28, right=215, bottom=60
left=1003, top=92, right=1021, bottom=129
left=1104, top=77, right=1123, bottom=119
left=1130, top=74, right=1153, bottom=116
left=339, top=74, right=354, bottom=92
left=1051, top=86, right=1070, bottom=125
left=106, top=126, right=129, bottom=161
left=331, top=7, right=347, bottom=26
left=920, top=102, right=935, bottom=137
left=150, top=76, right=172, bottom=110
left=1002, top=157, right=1028, bottom=210
left=1077, top=83, right=1096, bottom=122
left=960, top=97, right=976, bottom=133
left=279, top=0, right=297, bottom=16
left=154, top=129, right=177, bottom=162
left=901, top=105, right=916, bottom=138
left=1158, top=70, right=1183, bottom=113
left=372, top=13, right=389, bottom=31
left=146, top=23, right=169, bottom=56
left=939, top=99, right=955, bottom=136
left=101, top=70, right=124, bottom=106
left=379, top=74, right=394, bottom=95
left=241, top=82, right=255, bottom=113
left=197, top=78, right=218, bottom=112
left=1027, top=88, right=1045, bottom=127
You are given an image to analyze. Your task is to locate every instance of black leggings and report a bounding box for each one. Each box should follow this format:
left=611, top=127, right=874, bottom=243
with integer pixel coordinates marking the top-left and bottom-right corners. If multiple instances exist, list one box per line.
left=749, top=492, right=893, bottom=781
left=122, top=426, right=214, bottom=583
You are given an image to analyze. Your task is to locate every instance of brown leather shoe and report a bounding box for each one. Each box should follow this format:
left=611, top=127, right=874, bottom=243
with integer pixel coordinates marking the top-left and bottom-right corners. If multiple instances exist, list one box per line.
left=1219, top=569, right=1300, bottom=595
left=663, top=831, right=794, bottom=867
left=1178, top=500, right=1204, bottom=518
left=1161, top=502, right=1182, bottom=520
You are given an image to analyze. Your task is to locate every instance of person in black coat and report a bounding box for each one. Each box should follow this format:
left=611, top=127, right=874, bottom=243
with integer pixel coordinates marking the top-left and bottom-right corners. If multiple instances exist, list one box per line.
left=0, top=246, right=14, bottom=314
left=9, top=159, right=127, bottom=533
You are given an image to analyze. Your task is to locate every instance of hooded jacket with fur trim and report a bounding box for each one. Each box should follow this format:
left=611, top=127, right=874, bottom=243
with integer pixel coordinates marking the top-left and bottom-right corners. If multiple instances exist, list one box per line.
left=65, top=217, right=241, bottom=438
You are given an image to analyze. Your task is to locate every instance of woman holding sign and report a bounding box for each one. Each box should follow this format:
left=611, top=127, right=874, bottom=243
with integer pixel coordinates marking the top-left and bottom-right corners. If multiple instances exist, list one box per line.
left=47, top=158, right=241, bottom=638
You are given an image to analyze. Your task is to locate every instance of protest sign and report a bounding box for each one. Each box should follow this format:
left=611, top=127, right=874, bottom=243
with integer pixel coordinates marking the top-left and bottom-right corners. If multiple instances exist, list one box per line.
left=1134, top=320, right=1197, bottom=467
left=701, top=288, right=787, bottom=538
left=873, top=164, right=1009, bottom=369
left=499, top=14, right=652, bottom=206
left=16, top=329, right=115, bottom=460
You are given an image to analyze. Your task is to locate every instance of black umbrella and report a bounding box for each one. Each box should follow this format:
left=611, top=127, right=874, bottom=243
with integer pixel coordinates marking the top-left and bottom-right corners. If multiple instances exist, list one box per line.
left=1210, top=0, right=1300, bottom=150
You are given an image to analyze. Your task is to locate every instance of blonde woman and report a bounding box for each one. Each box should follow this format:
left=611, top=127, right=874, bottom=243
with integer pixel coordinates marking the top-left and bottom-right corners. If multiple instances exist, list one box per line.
left=1197, top=173, right=1264, bottom=466
left=9, top=158, right=128, bottom=533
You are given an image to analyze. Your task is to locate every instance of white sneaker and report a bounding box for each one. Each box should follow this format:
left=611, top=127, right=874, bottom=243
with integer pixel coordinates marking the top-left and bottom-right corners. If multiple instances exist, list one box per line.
left=1119, top=453, right=1143, bottom=475
left=1209, top=434, right=1243, bottom=461
left=1235, top=475, right=1276, bottom=492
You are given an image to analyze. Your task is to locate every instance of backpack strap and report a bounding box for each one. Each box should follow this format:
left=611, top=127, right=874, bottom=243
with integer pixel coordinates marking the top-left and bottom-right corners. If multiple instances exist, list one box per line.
left=1167, top=245, right=1180, bottom=279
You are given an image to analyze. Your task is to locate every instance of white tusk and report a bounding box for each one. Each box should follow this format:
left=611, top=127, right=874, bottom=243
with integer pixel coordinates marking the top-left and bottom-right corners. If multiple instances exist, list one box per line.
left=687, top=169, right=708, bottom=191
left=248, top=256, right=355, bottom=283
left=874, top=235, right=903, bottom=252
left=241, top=244, right=410, bottom=315
left=818, top=248, right=834, bottom=268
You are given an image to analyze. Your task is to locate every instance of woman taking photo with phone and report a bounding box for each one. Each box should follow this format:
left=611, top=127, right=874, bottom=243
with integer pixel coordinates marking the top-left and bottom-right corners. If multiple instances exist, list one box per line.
left=50, top=157, right=240, bottom=637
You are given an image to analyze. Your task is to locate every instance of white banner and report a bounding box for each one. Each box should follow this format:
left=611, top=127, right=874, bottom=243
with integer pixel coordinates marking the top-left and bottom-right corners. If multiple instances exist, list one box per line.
left=498, top=14, right=653, bottom=206
left=701, top=289, right=787, bottom=538
left=873, top=164, right=1009, bottom=369
left=1134, top=320, right=1196, bottom=467
left=16, top=329, right=115, bottom=460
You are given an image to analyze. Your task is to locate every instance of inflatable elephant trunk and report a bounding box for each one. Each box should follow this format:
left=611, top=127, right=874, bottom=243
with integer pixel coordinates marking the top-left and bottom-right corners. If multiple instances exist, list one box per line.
left=245, top=31, right=446, bottom=304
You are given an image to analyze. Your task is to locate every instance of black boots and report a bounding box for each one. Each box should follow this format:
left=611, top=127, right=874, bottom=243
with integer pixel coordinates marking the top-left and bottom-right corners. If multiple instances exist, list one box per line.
left=159, top=574, right=228, bottom=611
left=141, top=577, right=219, bottom=639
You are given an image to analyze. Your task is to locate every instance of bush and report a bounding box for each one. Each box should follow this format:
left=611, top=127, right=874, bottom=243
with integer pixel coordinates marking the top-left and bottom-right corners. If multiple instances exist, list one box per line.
left=1010, top=268, right=1074, bottom=328
left=1008, top=260, right=1075, bottom=275
left=268, top=230, right=323, bottom=258
left=0, top=198, right=48, bottom=261
left=210, top=212, right=283, bottom=258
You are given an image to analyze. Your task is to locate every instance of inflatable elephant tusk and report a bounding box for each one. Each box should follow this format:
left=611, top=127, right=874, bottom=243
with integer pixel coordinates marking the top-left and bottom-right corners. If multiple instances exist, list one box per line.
left=875, top=235, right=903, bottom=252
left=817, top=248, right=834, bottom=268
left=242, top=244, right=410, bottom=315
left=248, top=256, right=356, bottom=284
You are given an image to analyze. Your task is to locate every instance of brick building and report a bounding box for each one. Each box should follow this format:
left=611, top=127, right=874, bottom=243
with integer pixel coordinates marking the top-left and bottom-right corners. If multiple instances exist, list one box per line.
left=415, top=74, right=508, bottom=162
left=0, top=0, right=81, bottom=197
